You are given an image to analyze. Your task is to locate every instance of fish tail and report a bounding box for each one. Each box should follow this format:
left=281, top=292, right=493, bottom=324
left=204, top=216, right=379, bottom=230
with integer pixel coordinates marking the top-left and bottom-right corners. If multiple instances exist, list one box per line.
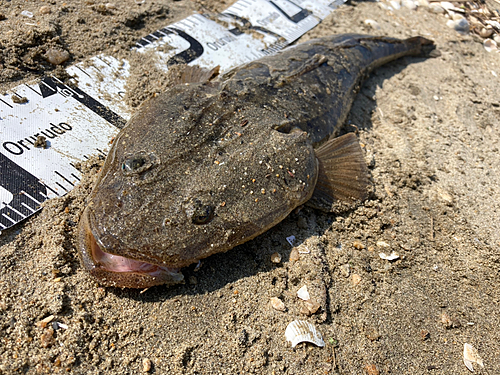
left=404, top=36, right=440, bottom=58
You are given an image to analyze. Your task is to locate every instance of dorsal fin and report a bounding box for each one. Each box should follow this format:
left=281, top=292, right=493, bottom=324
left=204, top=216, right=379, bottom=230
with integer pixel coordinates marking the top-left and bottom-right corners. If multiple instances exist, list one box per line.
left=308, top=133, right=372, bottom=212
left=167, top=65, right=220, bottom=86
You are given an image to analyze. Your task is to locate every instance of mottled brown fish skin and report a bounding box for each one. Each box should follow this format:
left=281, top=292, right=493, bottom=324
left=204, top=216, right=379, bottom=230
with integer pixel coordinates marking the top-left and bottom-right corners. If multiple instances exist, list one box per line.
left=78, top=34, right=435, bottom=287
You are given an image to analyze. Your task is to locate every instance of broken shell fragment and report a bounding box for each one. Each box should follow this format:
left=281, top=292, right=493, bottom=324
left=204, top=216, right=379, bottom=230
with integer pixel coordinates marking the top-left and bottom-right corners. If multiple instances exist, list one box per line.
left=463, top=343, right=484, bottom=372
left=379, top=252, right=400, bottom=261
left=297, top=285, right=310, bottom=301
left=285, top=320, right=325, bottom=348
left=270, top=297, right=286, bottom=312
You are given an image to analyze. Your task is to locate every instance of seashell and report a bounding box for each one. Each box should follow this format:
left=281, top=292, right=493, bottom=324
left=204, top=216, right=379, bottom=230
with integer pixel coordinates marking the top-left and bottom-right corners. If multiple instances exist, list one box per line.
left=484, top=39, right=498, bottom=53
left=270, top=297, right=286, bottom=312
left=297, top=285, right=310, bottom=301
left=463, top=343, right=484, bottom=372
left=285, top=320, right=325, bottom=348
left=479, top=27, right=494, bottom=38
left=494, top=34, right=500, bottom=44
left=379, top=252, right=400, bottom=261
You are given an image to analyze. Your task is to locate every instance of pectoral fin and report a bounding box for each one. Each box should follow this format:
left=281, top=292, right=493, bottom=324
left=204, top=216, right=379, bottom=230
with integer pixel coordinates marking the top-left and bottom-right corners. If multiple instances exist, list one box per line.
left=308, top=133, right=372, bottom=212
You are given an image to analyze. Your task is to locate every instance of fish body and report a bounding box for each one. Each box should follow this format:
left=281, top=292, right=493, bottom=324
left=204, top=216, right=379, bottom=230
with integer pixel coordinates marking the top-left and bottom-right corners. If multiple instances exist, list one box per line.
left=78, top=34, right=435, bottom=288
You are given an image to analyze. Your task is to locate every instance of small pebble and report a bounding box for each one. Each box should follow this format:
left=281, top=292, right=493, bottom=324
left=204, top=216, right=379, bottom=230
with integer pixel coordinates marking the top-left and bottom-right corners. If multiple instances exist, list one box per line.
left=417, top=0, right=429, bottom=7
left=142, top=358, right=152, bottom=372
left=340, top=264, right=350, bottom=277
left=0, top=14, right=6, bottom=21
left=351, top=274, right=361, bottom=286
left=270, top=252, right=282, bottom=264
left=45, top=48, right=70, bottom=65
left=440, top=312, right=461, bottom=329
left=12, top=95, right=28, bottom=104
left=304, top=300, right=321, bottom=315
left=289, top=248, right=300, bottom=261
left=105, top=3, right=117, bottom=10
left=353, top=240, right=365, bottom=250
left=40, top=328, right=55, bottom=348
left=270, top=297, right=286, bottom=312
left=364, top=364, right=380, bottom=375
left=364, top=19, right=381, bottom=30
left=39, top=5, right=51, bottom=14
left=447, top=18, right=469, bottom=34
left=438, top=189, right=453, bottom=205
left=494, top=34, right=500, bottom=44
left=402, top=0, right=417, bottom=10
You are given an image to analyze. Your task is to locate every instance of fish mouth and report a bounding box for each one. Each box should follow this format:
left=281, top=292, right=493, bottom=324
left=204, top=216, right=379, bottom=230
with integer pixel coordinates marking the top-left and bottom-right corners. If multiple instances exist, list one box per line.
left=78, top=207, right=184, bottom=288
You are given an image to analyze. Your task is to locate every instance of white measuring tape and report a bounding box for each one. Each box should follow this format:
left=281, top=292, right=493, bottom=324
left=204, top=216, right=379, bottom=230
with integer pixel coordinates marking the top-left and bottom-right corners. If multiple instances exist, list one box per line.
left=0, top=0, right=345, bottom=230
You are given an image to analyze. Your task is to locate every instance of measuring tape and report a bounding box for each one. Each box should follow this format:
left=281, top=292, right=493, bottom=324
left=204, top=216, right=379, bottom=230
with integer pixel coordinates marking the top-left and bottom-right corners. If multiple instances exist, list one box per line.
left=0, top=0, right=345, bottom=231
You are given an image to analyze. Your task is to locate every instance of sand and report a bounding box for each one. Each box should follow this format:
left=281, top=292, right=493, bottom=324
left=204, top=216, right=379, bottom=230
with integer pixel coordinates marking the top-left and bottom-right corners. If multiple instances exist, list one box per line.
left=0, top=0, right=499, bottom=374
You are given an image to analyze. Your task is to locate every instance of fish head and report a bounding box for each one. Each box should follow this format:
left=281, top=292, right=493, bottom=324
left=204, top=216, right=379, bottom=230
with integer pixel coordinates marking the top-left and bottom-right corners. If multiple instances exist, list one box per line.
left=78, top=88, right=318, bottom=288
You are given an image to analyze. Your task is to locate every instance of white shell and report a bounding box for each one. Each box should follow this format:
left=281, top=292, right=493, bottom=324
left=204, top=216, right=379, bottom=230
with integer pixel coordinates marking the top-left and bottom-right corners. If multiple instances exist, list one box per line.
left=379, top=252, right=400, bottom=261
left=484, top=39, right=498, bottom=53
left=285, top=320, right=325, bottom=348
left=463, top=343, right=484, bottom=372
left=297, top=285, right=310, bottom=301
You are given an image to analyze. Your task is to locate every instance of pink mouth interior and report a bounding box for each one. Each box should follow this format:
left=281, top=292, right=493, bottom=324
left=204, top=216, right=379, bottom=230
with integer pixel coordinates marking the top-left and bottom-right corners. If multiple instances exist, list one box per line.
left=90, top=233, right=179, bottom=277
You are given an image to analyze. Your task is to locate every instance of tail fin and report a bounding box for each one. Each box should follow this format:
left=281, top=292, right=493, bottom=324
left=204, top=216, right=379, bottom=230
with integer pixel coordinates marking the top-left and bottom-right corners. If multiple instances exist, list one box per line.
left=405, top=36, right=440, bottom=58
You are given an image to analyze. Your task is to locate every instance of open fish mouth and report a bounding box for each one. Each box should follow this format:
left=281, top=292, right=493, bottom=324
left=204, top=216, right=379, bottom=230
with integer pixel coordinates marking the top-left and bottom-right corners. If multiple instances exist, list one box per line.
left=78, top=207, right=184, bottom=288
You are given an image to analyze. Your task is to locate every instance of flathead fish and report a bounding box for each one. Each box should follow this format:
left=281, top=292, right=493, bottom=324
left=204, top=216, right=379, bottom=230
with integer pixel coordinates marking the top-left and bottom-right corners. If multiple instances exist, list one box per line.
left=78, top=34, right=436, bottom=288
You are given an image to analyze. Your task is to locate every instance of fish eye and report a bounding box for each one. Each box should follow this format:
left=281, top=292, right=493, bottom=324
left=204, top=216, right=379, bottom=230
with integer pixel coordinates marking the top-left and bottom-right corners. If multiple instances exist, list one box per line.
left=121, top=153, right=155, bottom=176
left=192, top=204, right=214, bottom=225
left=122, top=156, right=146, bottom=172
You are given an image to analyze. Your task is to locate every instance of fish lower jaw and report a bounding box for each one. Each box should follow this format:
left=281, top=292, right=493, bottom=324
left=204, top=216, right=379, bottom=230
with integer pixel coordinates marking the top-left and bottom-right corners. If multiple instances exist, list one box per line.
left=80, top=223, right=184, bottom=288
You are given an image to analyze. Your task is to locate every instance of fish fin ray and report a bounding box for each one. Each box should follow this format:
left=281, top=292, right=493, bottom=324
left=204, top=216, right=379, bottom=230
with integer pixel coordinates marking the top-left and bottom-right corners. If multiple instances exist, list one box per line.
left=308, top=133, right=372, bottom=212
